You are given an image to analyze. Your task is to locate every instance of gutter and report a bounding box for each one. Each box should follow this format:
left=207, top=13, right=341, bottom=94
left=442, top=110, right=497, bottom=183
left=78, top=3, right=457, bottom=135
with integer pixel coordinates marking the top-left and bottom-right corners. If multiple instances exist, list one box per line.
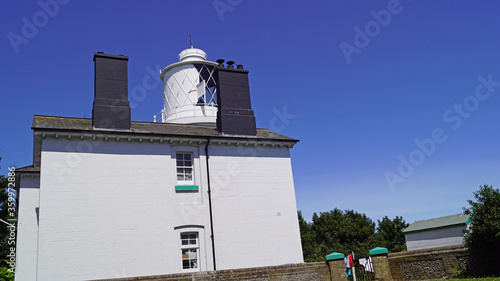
left=205, top=137, right=217, bottom=270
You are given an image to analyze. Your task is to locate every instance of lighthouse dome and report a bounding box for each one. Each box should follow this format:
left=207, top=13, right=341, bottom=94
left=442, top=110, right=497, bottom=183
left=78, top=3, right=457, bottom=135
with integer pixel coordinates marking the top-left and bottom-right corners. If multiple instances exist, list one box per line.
left=178, top=48, right=207, bottom=62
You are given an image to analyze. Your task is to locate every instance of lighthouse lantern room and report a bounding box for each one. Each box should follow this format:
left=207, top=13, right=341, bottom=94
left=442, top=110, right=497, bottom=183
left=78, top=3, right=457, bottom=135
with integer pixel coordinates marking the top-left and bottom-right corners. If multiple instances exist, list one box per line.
left=159, top=47, right=218, bottom=125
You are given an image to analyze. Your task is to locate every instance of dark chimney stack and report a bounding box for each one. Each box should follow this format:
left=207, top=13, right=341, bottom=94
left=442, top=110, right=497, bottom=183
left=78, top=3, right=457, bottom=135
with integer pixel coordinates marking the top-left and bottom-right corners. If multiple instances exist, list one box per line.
left=215, top=60, right=257, bottom=136
left=92, top=52, right=131, bottom=130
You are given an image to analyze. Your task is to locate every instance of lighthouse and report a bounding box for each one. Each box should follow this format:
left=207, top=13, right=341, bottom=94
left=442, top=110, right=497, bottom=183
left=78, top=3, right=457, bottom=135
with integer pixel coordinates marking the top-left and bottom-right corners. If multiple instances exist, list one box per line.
left=14, top=46, right=303, bottom=281
left=159, top=47, right=218, bottom=125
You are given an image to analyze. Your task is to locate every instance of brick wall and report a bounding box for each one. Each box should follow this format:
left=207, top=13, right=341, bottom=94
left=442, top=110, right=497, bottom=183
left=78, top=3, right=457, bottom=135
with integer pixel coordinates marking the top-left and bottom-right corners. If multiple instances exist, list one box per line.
left=94, top=262, right=334, bottom=281
left=387, top=244, right=468, bottom=280
left=371, top=255, right=392, bottom=281
left=94, top=245, right=469, bottom=281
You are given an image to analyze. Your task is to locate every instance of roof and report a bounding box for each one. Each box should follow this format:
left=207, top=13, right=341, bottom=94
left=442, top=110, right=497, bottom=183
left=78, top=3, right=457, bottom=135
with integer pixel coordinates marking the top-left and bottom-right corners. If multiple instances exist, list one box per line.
left=15, top=165, right=40, bottom=173
left=32, top=115, right=298, bottom=143
left=403, top=213, right=470, bottom=234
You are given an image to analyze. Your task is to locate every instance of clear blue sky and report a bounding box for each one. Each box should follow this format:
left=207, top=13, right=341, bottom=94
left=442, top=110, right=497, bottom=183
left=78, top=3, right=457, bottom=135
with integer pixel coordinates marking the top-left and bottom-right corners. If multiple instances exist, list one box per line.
left=2, top=0, right=500, bottom=225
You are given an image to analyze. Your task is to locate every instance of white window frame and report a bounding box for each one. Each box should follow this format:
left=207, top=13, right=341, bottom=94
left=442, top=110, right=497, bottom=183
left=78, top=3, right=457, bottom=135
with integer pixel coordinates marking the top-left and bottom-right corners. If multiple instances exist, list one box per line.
left=180, top=232, right=199, bottom=272
left=176, top=152, right=194, bottom=185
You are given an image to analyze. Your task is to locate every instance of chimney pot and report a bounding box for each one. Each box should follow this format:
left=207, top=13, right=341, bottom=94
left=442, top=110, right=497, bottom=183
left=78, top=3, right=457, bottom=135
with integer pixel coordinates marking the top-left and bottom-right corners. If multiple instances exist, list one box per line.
left=216, top=59, right=225, bottom=67
left=237, top=64, right=244, bottom=70
left=226, top=61, right=235, bottom=69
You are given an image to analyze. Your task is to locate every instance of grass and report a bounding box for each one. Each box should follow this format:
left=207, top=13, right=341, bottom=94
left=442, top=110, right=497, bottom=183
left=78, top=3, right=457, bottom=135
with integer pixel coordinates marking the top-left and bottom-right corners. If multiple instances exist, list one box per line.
left=429, top=277, right=500, bottom=281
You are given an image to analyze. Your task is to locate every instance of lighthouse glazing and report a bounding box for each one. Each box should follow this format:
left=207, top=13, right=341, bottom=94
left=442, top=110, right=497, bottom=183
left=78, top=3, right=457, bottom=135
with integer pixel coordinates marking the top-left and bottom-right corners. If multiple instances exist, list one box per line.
left=160, top=47, right=218, bottom=125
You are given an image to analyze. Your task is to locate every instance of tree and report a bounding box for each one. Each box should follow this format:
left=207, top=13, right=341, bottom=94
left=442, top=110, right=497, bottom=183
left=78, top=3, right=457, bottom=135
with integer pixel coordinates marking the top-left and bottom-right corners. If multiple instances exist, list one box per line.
left=463, top=184, right=500, bottom=277
left=376, top=216, right=408, bottom=252
left=311, top=208, right=381, bottom=258
left=298, top=211, right=323, bottom=262
left=298, top=209, right=408, bottom=262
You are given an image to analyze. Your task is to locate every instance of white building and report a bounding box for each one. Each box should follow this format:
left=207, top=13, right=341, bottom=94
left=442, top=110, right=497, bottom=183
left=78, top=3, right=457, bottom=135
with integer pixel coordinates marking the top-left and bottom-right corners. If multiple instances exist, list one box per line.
left=403, top=213, right=470, bottom=251
left=15, top=48, right=303, bottom=281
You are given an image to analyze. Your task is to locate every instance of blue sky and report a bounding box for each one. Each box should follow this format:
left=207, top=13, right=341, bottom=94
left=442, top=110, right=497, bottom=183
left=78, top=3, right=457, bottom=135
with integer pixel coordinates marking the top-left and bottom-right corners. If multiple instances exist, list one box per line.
left=2, top=0, right=500, bottom=225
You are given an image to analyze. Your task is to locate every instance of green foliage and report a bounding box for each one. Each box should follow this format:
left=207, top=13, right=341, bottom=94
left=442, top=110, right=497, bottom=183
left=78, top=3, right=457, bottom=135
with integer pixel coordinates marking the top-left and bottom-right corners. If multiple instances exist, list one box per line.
left=312, top=208, right=379, bottom=256
left=453, top=263, right=470, bottom=279
left=376, top=216, right=408, bottom=252
left=463, top=184, right=500, bottom=277
left=0, top=260, right=14, bottom=281
left=298, top=211, right=323, bottom=262
left=299, top=208, right=389, bottom=262
left=298, top=208, right=409, bottom=262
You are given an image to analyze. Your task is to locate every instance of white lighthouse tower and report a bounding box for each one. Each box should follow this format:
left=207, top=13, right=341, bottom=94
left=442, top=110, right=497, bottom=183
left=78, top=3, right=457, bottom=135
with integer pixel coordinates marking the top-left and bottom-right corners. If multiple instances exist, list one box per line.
left=159, top=46, right=218, bottom=125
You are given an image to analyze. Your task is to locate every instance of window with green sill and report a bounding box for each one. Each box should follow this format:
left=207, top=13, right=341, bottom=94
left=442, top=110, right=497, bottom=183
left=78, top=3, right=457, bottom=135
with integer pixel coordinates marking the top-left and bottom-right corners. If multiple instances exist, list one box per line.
left=176, top=153, right=198, bottom=191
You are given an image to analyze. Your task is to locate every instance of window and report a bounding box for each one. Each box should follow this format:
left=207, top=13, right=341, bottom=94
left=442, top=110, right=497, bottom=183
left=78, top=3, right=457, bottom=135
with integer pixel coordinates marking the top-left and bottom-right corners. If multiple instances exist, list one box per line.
left=175, top=152, right=199, bottom=192
left=181, top=232, right=199, bottom=271
left=176, top=153, right=193, bottom=183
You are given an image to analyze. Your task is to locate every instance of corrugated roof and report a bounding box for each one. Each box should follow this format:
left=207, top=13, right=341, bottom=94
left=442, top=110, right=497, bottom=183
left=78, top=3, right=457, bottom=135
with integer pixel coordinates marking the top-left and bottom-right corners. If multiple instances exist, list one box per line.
left=32, top=115, right=298, bottom=143
left=403, top=213, right=470, bottom=234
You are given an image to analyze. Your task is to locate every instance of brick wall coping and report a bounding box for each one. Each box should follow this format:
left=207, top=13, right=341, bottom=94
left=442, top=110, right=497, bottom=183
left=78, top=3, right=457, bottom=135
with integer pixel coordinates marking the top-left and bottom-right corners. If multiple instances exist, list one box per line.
left=388, top=244, right=467, bottom=259
left=93, top=262, right=328, bottom=281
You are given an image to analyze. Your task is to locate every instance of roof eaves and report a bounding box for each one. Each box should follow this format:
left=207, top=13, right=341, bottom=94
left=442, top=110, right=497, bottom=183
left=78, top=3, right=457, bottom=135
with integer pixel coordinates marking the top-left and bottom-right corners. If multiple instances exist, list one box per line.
left=403, top=223, right=467, bottom=234
left=31, top=115, right=299, bottom=143
left=15, top=165, right=40, bottom=173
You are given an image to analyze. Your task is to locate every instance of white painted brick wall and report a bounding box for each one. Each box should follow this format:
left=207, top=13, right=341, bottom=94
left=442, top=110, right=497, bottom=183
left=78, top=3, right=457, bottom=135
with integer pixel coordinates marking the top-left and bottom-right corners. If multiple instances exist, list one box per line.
left=14, top=175, right=40, bottom=281
left=208, top=145, right=303, bottom=270
left=19, top=137, right=302, bottom=280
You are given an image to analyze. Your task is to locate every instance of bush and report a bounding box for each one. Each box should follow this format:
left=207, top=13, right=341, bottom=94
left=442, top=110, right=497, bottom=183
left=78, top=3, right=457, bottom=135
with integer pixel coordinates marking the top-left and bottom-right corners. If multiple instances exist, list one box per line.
left=0, top=260, right=14, bottom=281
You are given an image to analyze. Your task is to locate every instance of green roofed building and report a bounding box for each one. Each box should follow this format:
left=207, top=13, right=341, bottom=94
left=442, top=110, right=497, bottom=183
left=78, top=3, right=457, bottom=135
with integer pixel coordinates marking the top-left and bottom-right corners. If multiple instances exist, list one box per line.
left=403, top=213, right=470, bottom=251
